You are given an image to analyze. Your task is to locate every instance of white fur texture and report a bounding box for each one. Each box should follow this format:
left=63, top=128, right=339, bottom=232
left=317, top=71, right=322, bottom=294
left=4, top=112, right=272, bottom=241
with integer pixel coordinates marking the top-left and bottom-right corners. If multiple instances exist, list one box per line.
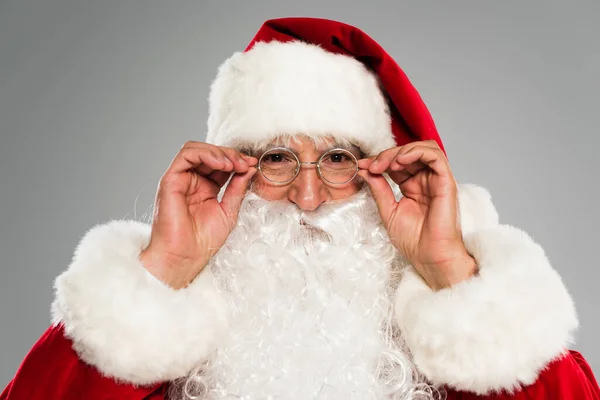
left=52, top=220, right=230, bottom=385
left=50, top=184, right=577, bottom=396
left=206, top=40, right=396, bottom=156
left=395, top=186, right=578, bottom=394
left=457, top=183, right=499, bottom=234
left=170, top=189, right=441, bottom=400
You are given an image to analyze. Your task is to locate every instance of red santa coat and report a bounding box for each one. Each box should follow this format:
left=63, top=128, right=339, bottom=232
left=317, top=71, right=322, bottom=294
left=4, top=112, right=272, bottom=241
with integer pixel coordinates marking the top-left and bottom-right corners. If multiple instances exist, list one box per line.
left=2, top=184, right=599, bottom=399
left=1, top=324, right=598, bottom=400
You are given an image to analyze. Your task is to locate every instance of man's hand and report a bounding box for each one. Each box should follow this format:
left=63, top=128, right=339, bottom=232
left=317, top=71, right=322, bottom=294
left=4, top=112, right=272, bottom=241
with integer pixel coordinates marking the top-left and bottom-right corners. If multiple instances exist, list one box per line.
left=140, top=141, right=258, bottom=289
left=358, top=140, right=477, bottom=290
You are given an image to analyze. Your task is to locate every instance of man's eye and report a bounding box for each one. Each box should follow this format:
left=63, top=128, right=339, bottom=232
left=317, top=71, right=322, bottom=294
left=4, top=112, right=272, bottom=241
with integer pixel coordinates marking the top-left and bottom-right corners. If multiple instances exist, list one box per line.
left=329, top=154, right=344, bottom=163
left=325, top=153, right=350, bottom=163
left=267, top=154, right=285, bottom=162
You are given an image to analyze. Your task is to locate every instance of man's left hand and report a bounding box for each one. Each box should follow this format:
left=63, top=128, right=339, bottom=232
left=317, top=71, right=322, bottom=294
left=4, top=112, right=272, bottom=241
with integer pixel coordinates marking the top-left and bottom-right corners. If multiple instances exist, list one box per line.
left=358, top=140, right=477, bottom=291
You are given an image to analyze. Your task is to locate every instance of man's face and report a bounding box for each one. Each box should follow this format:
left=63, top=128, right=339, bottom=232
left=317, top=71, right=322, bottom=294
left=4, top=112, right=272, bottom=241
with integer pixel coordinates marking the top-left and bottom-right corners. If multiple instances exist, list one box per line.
left=249, top=136, right=364, bottom=211
left=186, top=140, right=407, bottom=398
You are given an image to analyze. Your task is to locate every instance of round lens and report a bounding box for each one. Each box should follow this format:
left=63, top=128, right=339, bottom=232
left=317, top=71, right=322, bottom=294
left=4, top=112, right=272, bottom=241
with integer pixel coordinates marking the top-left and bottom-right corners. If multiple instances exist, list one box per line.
left=318, top=149, right=358, bottom=184
left=258, top=148, right=299, bottom=184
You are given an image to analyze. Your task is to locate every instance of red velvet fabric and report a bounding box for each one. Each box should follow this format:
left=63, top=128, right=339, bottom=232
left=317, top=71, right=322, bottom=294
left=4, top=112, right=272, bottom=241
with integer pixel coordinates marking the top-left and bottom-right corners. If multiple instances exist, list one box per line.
left=2, top=324, right=599, bottom=399
left=0, top=324, right=165, bottom=400
left=246, top=17, right=446, bottom=155
left=446, top=350, right=600, bottom=399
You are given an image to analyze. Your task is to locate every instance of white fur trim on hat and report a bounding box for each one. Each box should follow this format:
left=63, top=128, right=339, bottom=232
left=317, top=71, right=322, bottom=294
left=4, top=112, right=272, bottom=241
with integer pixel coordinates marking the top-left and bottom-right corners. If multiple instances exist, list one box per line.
left=206, top=40, right=396, bottom=155
left=394, top=184, right=578, bottom=394
left=51, top=220, right=229, bottom=385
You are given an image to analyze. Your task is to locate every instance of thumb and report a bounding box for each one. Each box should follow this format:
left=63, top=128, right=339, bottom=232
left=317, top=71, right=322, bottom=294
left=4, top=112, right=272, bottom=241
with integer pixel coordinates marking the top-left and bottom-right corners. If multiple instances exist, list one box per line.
left=220, top=167, right=257, bottom=221
left=358, top=170, right=397, bottom=222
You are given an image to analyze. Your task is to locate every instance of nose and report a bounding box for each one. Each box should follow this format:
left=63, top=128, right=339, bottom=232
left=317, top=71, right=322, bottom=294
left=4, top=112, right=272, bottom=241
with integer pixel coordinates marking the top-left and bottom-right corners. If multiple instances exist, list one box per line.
left=288, top=165, right=328, bottom=211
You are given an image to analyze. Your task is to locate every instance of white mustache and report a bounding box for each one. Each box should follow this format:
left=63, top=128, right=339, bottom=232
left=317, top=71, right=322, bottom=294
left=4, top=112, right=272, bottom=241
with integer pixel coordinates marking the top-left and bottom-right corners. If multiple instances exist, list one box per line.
left=240, top=187, right=377, bottom=248
left=298, top=189, right=372, bottom=236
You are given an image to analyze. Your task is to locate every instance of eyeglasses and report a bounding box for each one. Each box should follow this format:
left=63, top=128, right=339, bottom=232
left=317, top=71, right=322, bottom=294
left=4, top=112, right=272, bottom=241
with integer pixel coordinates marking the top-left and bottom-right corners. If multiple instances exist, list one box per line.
left=257, top=147, right=359, bottom=185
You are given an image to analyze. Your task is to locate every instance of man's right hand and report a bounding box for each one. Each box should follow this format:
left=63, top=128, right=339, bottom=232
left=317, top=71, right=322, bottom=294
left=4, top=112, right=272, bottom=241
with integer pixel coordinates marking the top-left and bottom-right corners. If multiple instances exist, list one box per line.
left=139, top=141, right=258, bottom=289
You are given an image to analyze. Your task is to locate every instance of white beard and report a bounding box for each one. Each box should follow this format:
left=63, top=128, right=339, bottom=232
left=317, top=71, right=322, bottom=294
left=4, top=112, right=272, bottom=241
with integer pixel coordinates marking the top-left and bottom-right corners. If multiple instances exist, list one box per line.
left=170, top=188, right=441, bottom=400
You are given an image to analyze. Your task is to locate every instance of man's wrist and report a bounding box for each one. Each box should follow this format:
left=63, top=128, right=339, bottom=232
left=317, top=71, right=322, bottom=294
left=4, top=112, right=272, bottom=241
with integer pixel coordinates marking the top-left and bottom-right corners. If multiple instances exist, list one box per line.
left=415, top=253, right=478, bottom=291
left=139, top=247, right=205, bottom=290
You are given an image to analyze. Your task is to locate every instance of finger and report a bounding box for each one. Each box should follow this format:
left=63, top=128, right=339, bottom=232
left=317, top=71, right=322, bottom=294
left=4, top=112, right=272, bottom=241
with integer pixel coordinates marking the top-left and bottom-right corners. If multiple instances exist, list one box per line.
left=389, top=159, right=405, bottom=171
left=357, top=170, right=396, bottom=222
left=220, top=147, right=252, bottom=174
left=395, top=159, right=428, bottom=176
left=168, top=146, right=225, bottom=174
left=167, top=147, right=233, bottom=176
left=396, top=140, right=441, bottom=153
left=215, top=146, right=258, bottom=170
left=181, top=142, right=239, bottom=171
left=357, top=156, right=376, bottom=170
left=203, top=170, right=232, bottom=188
left=180, top=141, right=232, bottom=169
left=208, top=148, right=235, bottom=170
left=220, top=167, right=258, bottom=221
left=394, top=146, right=450, bottom=177
left=386, top=168, right=414, bottom=186
left=366, top=141, right=440, bottom=174
left=368, top=148, right=400, bottom=174
left=240, top=153, right=259, bottom=166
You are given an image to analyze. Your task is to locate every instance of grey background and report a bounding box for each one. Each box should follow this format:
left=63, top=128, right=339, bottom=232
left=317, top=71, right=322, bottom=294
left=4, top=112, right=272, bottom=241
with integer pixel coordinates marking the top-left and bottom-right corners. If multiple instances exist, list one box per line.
left=1, top=0, right=598, bottom=387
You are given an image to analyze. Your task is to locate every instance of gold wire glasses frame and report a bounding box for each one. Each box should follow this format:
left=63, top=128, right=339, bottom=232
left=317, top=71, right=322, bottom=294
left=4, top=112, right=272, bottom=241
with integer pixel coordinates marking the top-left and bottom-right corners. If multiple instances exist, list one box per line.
left=257, top=147, right=360, bottom=186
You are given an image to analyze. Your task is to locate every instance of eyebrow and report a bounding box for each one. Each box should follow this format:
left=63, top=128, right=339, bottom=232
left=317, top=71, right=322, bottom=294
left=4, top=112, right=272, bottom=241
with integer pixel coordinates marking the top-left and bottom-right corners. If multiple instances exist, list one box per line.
left=267, top=142, right=361, bottom=154
left=242, top=140, right=364, bottom=158
left=324, top=142, right=364, bottom=157
left=326, top=142, right=360, bottom=151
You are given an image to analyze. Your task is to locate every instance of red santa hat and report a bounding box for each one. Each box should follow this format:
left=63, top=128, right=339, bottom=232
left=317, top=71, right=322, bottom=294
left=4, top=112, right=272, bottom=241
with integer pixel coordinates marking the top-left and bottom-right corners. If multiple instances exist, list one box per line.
left=206, top=17, right=445, bottom=156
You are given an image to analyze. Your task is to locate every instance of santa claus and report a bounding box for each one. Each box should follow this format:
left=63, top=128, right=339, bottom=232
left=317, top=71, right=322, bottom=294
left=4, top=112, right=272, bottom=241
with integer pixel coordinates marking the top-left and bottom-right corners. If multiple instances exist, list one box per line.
left=2, top=17, right=598, bottom=400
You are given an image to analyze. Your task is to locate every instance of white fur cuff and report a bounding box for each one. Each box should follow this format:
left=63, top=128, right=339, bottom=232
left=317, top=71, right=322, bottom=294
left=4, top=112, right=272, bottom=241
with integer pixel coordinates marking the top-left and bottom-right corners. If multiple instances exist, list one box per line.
left=51, top=220, right=229, bottom=386
left=394, top=224, right=578, bottom=394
